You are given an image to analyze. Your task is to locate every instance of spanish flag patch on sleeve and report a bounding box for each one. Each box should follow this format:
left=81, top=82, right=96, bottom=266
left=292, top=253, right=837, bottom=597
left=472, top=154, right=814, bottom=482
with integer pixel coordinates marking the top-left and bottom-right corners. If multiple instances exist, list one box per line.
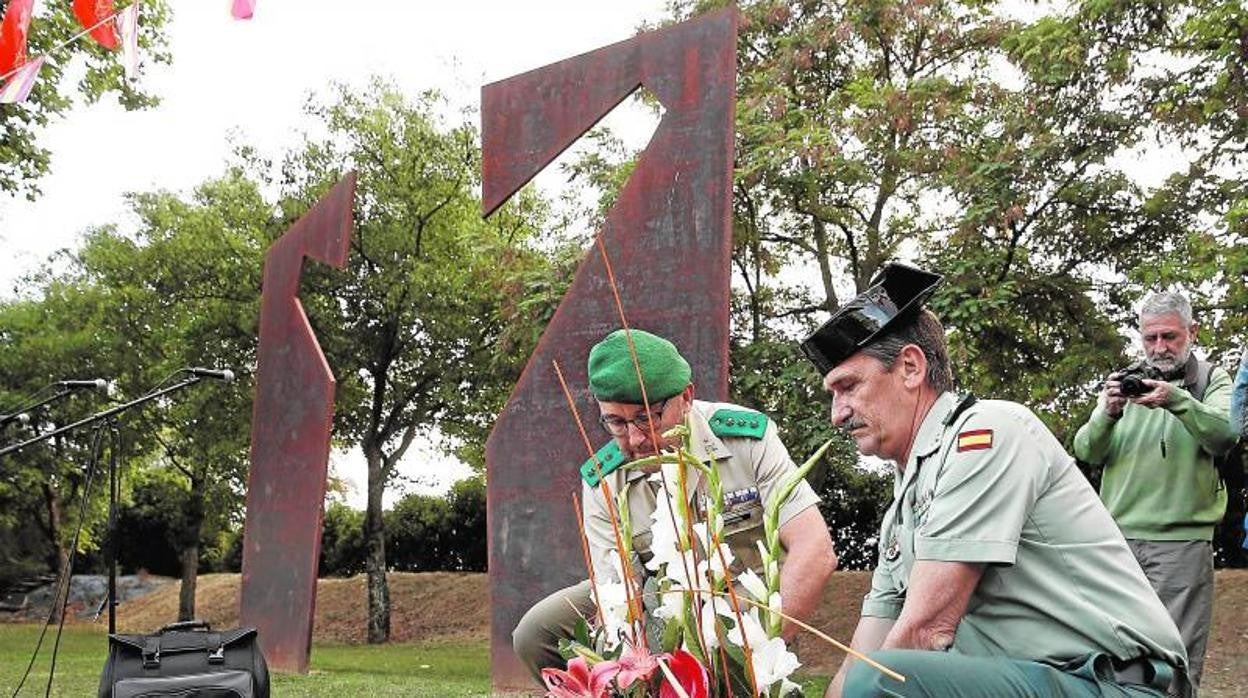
left=956, top=429, right=993, bottom=452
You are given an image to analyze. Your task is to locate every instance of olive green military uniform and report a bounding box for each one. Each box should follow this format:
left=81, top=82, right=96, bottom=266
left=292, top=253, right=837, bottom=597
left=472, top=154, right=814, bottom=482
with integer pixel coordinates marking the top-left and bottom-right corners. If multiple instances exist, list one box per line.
left=844, top=392, right=1189, bottom=698
left=512, top=399, right=820, bottom=682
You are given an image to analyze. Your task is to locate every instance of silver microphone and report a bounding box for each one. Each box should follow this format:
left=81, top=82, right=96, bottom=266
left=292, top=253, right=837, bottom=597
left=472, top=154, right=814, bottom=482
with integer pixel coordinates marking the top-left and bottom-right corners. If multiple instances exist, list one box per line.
left=187, top=368, right=235, bottom=383
left=56, top=379, right=109, bottom=390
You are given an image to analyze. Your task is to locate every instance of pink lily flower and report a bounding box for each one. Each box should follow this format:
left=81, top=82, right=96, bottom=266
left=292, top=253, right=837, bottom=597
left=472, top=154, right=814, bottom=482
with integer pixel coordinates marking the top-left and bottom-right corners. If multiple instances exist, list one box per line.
left=540, top=656, right=619, bottom=698
left=614, top=641, right=660, bottom=690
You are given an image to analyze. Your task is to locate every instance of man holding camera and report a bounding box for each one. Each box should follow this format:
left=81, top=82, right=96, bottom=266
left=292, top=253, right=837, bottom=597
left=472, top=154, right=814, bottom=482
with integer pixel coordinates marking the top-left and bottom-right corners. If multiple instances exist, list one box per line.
left=1074, top=291, right=1238, bottom=687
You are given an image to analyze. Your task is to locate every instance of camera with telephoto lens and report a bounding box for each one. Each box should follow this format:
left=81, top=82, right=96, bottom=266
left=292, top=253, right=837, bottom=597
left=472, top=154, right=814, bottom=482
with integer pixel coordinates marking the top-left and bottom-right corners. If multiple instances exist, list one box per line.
left=1116, top=363, right=1165, bottom=398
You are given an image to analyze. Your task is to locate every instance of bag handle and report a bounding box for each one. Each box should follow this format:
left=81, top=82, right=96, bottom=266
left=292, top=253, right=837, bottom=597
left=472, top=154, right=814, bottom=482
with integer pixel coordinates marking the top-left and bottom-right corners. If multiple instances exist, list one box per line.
left=158, top=619, right=211, bottom=634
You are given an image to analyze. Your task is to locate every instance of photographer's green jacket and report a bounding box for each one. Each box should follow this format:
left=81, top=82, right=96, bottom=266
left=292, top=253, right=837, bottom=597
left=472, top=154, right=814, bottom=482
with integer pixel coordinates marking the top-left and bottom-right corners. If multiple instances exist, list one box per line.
left=1074, top=361, right=1237, bottom=541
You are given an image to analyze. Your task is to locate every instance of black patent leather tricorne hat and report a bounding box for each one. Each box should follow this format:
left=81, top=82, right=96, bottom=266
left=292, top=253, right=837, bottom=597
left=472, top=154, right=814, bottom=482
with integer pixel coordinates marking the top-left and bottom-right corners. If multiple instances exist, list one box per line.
left=800, top=262, right=943, bottom=376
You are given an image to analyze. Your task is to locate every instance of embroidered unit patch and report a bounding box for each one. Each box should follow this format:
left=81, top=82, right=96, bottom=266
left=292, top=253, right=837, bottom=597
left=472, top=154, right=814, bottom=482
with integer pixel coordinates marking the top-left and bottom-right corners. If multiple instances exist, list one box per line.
left=956, top=429, right=993, bottom=452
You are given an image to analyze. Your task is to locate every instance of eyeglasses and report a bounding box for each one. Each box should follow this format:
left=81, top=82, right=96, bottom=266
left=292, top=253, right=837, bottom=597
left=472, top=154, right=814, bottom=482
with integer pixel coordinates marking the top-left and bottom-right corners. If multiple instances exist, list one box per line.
left=598, top=399, right=670, bottom=436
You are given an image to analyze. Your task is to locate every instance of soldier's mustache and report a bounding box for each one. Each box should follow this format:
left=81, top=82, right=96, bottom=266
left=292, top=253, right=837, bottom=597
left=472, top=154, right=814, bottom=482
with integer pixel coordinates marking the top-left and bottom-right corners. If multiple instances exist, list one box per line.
left=840, top=419, right=867, bottom=433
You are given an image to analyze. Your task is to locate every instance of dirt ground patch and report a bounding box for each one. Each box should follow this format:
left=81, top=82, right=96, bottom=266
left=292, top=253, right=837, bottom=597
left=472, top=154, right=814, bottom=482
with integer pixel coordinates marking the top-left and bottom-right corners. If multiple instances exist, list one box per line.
left=110, top=572, right=488, bottom=644
left=88, top=569, right=1248, bottom=693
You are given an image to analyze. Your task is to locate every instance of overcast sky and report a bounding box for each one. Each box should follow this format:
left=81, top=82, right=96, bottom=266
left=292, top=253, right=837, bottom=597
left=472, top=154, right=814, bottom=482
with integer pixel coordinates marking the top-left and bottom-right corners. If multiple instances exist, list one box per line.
left=0, top=1, right=1199, bottom=506
left=0, top=0, right=668, bottom=507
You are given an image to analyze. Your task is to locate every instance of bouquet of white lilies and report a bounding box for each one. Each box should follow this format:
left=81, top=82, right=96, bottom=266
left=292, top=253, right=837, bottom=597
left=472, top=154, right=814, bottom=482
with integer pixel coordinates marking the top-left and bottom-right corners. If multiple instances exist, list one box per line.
left=545, top=421, right=835, bottom=698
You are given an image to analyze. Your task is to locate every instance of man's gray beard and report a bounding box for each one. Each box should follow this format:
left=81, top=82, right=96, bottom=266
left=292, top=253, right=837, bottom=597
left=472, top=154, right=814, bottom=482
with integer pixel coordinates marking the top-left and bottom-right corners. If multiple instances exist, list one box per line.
left=1146, top=349, right=1190, bottom=374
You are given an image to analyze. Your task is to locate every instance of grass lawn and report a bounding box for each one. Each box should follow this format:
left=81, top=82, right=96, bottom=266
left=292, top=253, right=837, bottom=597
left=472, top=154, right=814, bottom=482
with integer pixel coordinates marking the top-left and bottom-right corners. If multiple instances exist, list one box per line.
left=0, top=624, right=830, bottom=696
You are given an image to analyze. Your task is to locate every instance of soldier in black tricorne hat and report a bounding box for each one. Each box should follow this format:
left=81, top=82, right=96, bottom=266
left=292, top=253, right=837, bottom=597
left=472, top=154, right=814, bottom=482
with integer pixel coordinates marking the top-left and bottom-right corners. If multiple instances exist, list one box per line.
left=805, top=263, right=1191, bottom=698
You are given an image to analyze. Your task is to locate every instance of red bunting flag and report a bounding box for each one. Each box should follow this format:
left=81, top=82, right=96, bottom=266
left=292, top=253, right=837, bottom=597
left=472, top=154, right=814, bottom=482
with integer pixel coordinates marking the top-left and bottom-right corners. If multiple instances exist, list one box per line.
left=231, top=0, right=255, bottom=20
left=0, top=0, right=35, bottom=76
left=0, top=54, right=43, bottom=103
left=73, top=0, right=119, bottom=50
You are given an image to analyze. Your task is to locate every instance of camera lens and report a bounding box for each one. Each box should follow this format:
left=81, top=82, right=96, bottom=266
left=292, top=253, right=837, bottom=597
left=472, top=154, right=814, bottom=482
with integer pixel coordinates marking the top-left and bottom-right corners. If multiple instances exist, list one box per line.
left=1120, top=376, right=1145, bottom=397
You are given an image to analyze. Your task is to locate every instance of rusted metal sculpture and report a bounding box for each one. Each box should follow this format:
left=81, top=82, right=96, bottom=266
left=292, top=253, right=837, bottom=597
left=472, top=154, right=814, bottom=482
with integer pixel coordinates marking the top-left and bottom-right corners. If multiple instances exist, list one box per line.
left=481, top=8, right=737, bottom=689
left=239, top=174, right=356, bottom=674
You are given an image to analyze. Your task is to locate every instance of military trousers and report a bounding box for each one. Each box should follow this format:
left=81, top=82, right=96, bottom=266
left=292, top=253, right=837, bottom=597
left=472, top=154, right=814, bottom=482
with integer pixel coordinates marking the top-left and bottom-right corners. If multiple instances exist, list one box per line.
left=1127, top=539, right=1213, bottom=686
left=843, top=650, right=1171, bottom=698
left=512, top=580, right=596, bottom=685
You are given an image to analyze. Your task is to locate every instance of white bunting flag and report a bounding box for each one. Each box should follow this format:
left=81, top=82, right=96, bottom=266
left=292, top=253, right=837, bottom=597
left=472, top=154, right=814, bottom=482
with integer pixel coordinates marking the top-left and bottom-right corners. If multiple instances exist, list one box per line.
left=116, top=2, right=140, bottom=80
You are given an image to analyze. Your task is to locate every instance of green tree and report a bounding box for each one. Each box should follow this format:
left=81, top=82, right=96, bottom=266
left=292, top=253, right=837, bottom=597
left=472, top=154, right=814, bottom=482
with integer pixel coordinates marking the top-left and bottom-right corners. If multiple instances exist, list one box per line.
left=0, top=0, right=172, bottom=199
left=66, top=170, right=271, bottom=619
left=319, top=502, right=366, bottom=577
left=273, top=81, right=564, bottom=642
left=0, top=284, right=134, bottom=613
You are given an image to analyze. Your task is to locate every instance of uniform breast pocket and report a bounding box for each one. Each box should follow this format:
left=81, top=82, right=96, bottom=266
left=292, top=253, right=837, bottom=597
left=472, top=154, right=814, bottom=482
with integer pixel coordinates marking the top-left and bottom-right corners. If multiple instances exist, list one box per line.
left=879, top=520, right=914, bottom=594
left=722, top=503, right=763, bottom=537
left=912, top=493, right=933, bottom=529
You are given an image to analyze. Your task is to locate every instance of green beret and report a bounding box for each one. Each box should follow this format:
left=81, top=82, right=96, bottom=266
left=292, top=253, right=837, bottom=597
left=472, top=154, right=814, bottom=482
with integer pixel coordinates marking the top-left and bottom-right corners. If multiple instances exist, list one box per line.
left=588, top=329, right=691, bottom=403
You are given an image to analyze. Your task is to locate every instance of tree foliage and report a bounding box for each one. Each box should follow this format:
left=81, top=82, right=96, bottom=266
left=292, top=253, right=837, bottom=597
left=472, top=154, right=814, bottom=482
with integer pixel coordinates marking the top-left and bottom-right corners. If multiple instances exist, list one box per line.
left=0, top=0, right=172, bottom=199
left=258, top=80, right=566, bottom=641
left=657, top=0, right=1247, bottom=562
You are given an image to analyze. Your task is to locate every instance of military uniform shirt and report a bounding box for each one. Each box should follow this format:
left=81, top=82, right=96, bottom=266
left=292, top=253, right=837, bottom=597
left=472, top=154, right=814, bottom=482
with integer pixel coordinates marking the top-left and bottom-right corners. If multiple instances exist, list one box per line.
left=581, top=399, right=820, bottom=582
left=863, top=392, right=1187, bottom=670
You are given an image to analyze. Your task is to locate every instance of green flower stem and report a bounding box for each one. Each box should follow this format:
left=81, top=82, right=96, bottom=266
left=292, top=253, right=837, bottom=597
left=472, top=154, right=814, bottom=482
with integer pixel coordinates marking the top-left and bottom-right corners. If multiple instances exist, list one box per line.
left=761, top=438, right=834, bottom=636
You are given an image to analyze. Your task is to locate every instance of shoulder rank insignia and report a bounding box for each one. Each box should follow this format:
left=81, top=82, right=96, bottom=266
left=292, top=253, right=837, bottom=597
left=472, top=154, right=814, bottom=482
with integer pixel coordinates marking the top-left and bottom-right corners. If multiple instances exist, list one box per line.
left=956, top=429, right=993, bottom=452
left=580, top=441, right=626, bottom=487
left=708, top=408, right=767, bottom=439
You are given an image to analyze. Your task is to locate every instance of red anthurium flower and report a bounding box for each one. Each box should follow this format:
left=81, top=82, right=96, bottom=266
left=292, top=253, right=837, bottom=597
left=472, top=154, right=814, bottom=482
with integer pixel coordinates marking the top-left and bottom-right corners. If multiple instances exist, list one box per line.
left=658, top=649, right=709, bottom=698
left=540, top=656, right=619, bottom=698
left=614, top=641, right=660, bottom=690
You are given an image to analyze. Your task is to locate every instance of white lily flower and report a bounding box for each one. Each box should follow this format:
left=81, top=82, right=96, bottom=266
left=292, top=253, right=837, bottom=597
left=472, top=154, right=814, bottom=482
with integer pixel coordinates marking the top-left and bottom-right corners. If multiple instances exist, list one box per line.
left=597, top=578, right=630, bottom=651
left=724, top=607, right=801, bottom=693
left=767, top=591, right=782, bottom=618
left=645, top=509, right=683, bottom=575
left=726, top=607, right=765, bottom=648
left=695, top=596, right=736, bottom=650
left=654, top=580, right=686, bottom=620
left=737, top=569, right=769, bottom=604
left=749, top=635, right=801, bottom=692
left=696, top=541, right=734, bottom=582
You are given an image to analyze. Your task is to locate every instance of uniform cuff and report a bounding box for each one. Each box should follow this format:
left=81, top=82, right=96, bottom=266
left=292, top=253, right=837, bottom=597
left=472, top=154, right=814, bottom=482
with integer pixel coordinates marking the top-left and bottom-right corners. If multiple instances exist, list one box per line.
left=915, top=535, right=1017, bottom=564
left=861, top=598, right=903, bottom=620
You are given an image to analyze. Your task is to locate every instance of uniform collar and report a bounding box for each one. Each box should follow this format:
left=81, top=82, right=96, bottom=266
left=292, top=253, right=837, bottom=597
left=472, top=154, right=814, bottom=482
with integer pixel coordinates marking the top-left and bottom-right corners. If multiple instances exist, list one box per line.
left=900, top=391, right=961, bottom=474
left=687, top=400, right=733, bottom=463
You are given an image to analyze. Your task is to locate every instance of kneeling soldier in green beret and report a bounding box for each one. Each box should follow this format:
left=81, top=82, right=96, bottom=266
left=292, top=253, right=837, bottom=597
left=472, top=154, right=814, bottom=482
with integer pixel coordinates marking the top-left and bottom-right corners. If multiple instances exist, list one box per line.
left=512, top=327, right=838, bottom=683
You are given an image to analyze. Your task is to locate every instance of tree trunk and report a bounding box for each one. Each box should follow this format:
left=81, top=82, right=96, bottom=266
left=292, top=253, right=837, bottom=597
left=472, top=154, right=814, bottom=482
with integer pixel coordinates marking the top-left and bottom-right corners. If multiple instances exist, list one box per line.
left=177, top=476, right=206, bottom=621
left=364, top=446, right=390, bottom=643
left=41, top=482, right=61, bottom=572
left=178, top=543, right=199, bottom=621
left=42, top=481, right=68, bottom=622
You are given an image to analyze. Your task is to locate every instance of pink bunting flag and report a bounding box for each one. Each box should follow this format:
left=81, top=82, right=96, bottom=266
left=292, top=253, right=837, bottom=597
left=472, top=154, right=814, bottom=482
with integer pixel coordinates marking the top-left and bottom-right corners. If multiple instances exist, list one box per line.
left=116, top=2, right=140, bottom=80
left=231, top=0, right=255, bottom=20
left=0, top=55, right=44, bottom=104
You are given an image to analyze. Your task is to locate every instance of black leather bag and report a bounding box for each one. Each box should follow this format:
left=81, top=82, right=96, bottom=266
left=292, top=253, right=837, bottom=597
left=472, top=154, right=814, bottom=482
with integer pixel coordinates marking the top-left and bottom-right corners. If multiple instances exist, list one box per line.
left=98, top=620, right=270, bottom=698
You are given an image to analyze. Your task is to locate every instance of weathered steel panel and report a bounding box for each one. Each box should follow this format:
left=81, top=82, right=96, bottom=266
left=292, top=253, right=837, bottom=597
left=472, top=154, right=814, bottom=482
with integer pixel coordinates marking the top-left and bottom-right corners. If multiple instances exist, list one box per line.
left=239, top=174, right=356, bottom=674
left=481, top=9, right=737, bottom=689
